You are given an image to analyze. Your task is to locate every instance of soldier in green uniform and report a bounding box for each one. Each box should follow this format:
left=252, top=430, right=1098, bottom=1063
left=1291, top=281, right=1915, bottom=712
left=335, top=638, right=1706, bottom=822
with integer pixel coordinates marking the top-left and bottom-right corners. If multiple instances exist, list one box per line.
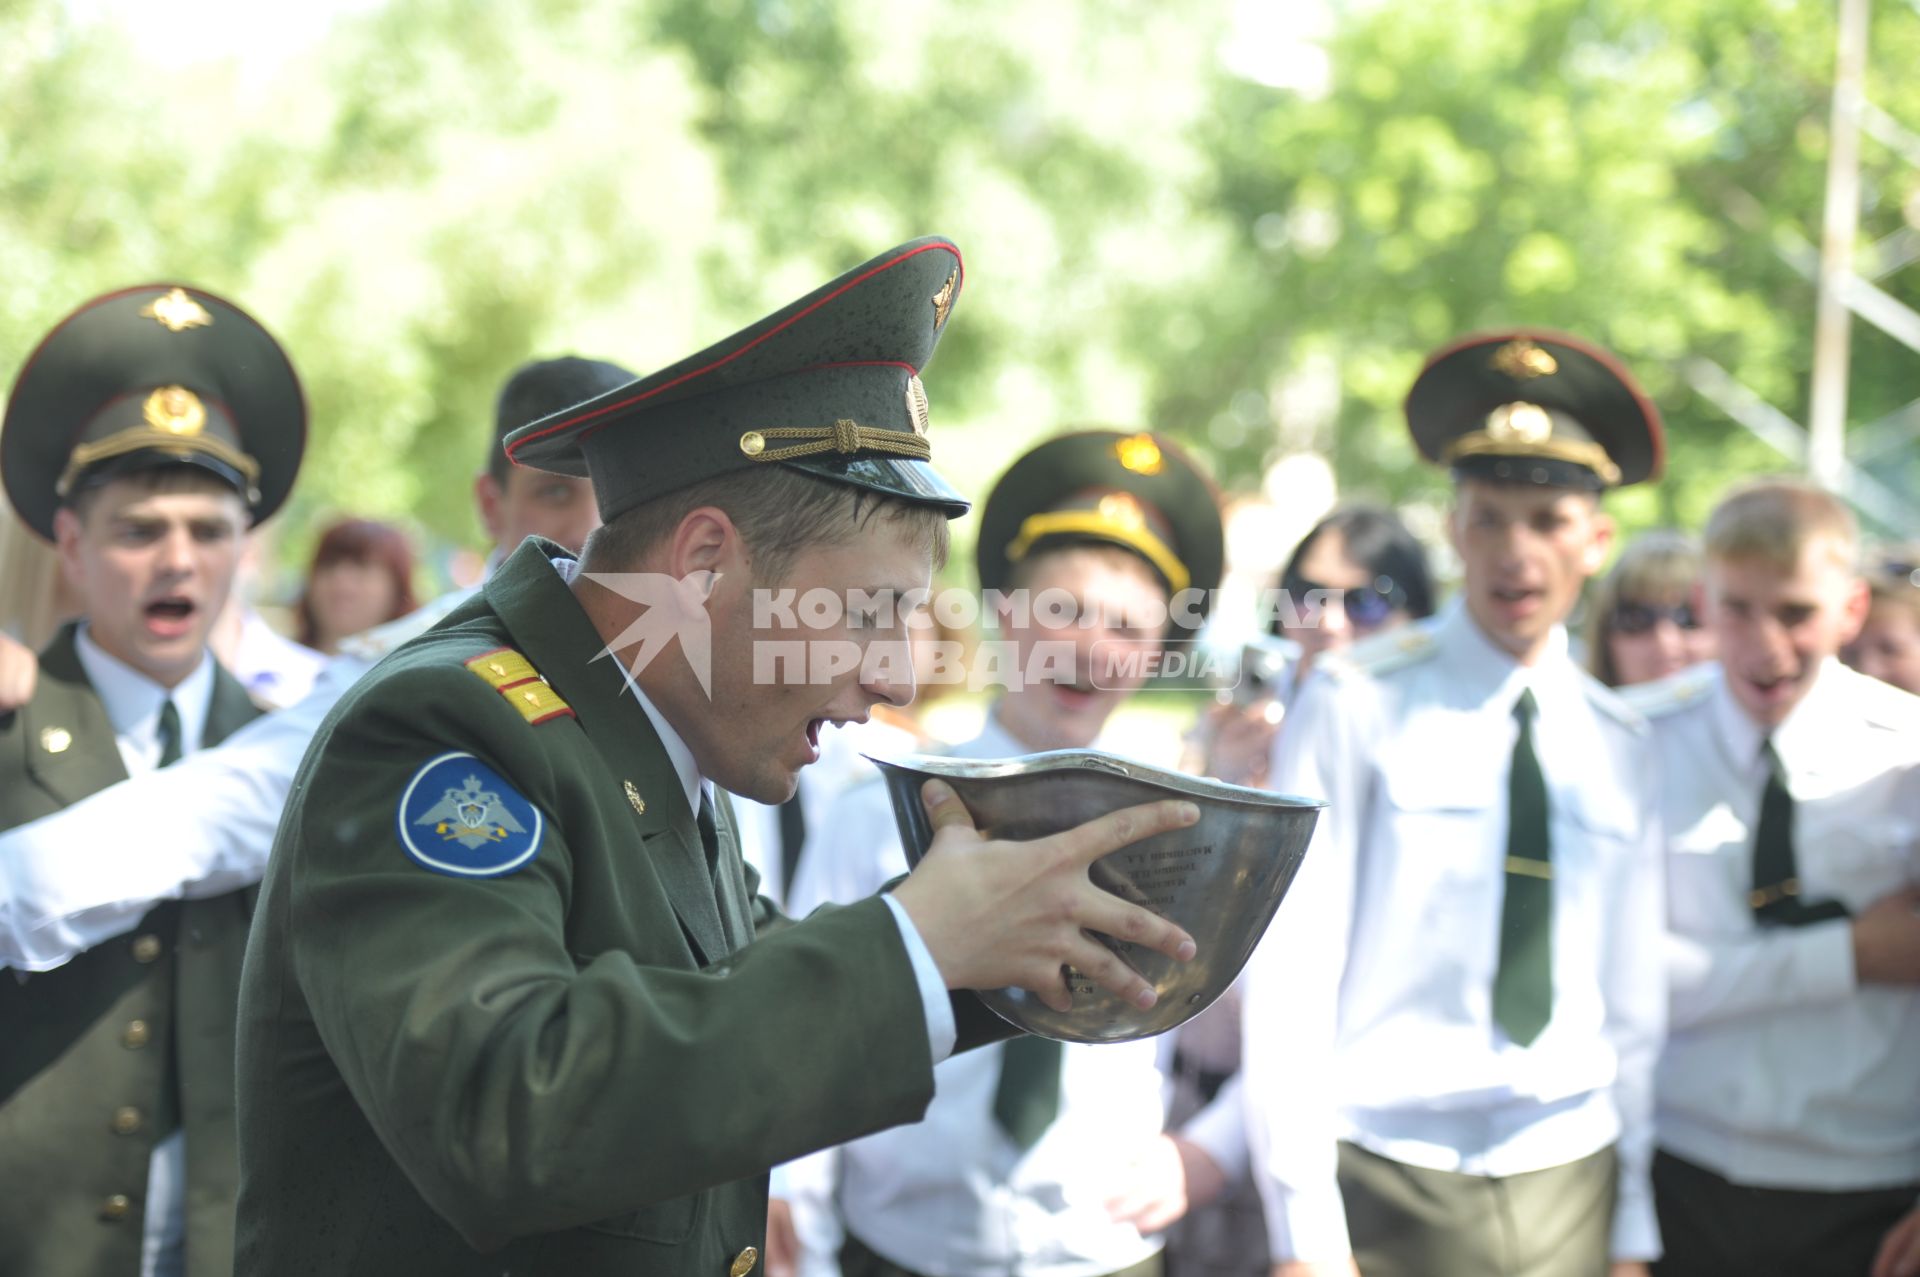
left=234, top=236, right=1202, bottom=1277
left=0, top=283, right=305, bottom=1277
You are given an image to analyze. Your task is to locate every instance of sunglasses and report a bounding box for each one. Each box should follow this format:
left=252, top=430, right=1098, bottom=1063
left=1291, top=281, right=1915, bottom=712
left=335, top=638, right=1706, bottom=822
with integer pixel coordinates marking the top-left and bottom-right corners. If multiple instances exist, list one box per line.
left=1284, top=574, right=1406, bottom=629
left=1612, top=601, right=1700, bottom=635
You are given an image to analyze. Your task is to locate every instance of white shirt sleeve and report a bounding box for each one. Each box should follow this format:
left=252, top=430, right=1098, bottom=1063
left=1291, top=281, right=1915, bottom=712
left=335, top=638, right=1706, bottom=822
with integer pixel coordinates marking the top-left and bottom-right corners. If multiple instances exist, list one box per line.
left=1243, top=671, right=1364, bottom=1262
left=0, top=652, right=368, bottom=971
left=1664, top=919, right=1857, bottom=1033
left=1605, top=747, right=1668, bottom=1262
left=881, top=893, right=957, bottom=1064
left=793, top=780, right=955, bottom=1064
left=1177, top=1072, right=1250, bottom=1180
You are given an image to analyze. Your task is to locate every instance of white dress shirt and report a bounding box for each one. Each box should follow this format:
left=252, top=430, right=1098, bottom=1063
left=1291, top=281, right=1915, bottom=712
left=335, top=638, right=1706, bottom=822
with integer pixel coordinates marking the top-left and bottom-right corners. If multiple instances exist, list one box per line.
left=70, top=626, right=224, bottom=1277
left=1244, top=603, right=1666, bottom=1263
left=227, top=609, right=326, bottom=709
left=3, top=565, right=955, bottom=1060
left=780, top=713, right=1170, bottom=1277
left=1635, top=659, right=1920, bottom=1190
left=0, top=587, right=476, bottom=971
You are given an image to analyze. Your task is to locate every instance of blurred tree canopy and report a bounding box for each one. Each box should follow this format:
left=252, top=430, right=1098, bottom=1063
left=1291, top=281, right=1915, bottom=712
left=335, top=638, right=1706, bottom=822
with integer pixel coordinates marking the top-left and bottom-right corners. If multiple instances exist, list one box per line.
left=2, top=0, right=1916, bottom=596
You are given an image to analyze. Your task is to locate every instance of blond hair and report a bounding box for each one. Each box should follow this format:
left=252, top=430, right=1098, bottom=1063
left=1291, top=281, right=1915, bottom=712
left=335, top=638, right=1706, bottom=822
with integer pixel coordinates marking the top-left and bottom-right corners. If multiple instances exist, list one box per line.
left=1586, top=529, right=1703, bottom=686
left=1703, top=478, right=1858, bottom=573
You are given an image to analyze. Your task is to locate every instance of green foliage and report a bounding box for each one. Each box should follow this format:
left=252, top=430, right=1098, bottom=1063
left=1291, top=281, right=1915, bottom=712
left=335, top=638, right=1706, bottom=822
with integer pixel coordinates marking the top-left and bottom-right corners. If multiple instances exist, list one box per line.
left=1, top=0, right=1915, bottom=603
left=1178, top=0, right=1920, bottom=540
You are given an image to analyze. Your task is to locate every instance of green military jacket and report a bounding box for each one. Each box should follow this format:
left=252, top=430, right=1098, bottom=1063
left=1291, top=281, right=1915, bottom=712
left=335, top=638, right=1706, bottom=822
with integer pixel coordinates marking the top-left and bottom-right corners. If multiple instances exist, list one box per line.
left=236, top=539, right=1009, bottom=1276
left=0, top=625, right=262, bottom=1277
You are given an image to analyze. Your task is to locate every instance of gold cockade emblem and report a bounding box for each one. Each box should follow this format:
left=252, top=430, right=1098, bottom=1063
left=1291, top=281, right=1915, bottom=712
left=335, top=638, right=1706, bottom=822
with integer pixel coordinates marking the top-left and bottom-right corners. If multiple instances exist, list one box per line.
left=143, top=386, right=207, bottom=436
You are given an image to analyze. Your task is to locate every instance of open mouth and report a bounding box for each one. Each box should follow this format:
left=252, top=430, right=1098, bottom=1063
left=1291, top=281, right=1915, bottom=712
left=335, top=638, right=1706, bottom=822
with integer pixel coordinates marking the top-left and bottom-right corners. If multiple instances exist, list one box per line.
left=1491, top=585, right=1542, bottom=609
left=1051, top=677, right=1099, bottom=708
left=142, top=596, right=197, bottom=638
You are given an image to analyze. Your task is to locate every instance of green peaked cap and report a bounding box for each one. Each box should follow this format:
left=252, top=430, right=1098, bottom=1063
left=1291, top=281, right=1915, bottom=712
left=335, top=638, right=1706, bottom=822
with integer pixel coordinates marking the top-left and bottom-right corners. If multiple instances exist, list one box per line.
left=505, top=237, right=970, bottom=521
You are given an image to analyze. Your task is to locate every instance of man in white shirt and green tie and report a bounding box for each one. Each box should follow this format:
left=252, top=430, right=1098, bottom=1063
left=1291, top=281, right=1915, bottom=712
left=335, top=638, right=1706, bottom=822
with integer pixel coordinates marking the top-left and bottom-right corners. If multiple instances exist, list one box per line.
left=1243, top=332, right=1668, bottom=1277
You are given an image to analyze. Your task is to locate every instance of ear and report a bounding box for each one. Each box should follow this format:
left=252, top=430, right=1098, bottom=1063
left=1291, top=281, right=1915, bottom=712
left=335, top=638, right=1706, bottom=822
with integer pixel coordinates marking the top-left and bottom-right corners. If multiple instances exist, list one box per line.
left=52, top=507, right=85, bottom=589
left=1446, top=499, right=1467, bottom=558
left=1582, top=510, right=1616, bottom=576
left=1836, top=575, right=1871, bottom=647
left=662, top=506, right=740, bottom=583
left=473, top=473, right=504, bottom=545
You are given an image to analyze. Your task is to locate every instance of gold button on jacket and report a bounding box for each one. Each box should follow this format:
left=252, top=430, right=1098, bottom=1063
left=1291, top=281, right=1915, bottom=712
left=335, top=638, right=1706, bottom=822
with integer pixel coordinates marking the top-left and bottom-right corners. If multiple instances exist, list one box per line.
left=0, top=625, right=262, bottom=1277
left=232, top=540, right=1015, bottom=1277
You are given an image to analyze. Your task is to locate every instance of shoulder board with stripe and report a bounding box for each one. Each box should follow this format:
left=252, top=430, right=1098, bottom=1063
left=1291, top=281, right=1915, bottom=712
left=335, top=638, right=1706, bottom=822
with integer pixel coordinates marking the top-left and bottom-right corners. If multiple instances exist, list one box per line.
left=464, top=647, right=576, bottom=725
left=1322, top=622, right=1439, bottom=683
left=1616, top=663, right=1717, bottom=721
left=1577, top=669, right=1649, bottom=732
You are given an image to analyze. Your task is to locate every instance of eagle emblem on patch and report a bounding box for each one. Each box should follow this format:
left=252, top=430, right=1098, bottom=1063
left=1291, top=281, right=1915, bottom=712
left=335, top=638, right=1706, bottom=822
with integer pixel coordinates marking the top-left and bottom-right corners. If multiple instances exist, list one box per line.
left=397, top=752, right=544, bottom=877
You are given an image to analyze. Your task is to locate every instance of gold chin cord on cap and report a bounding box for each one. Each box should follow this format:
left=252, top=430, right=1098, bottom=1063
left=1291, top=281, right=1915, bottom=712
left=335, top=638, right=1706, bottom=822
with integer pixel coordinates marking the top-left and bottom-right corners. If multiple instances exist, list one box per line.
left=55, top=429, right=263, bottom=499
left=737, top=419, right=933, bottom=465
left=1003, top=509, right=1191, bottom=595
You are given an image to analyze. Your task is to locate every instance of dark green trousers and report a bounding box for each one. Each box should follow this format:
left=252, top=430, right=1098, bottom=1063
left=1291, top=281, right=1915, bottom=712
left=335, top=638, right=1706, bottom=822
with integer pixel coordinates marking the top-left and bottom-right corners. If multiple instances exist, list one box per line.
left=840, top=1231, right=1164, bottom=1277
left=1338, top=1140, right=1617, bottom=1277
left=1651, top=1148, right=1918, bottom=1277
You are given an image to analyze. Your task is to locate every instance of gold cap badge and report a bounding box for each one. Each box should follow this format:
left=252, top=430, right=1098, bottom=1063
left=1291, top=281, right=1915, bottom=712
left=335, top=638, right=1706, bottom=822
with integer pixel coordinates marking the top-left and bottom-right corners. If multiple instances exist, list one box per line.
left=1489, top=340, right=1558, bottom=380
left=906, top=375, right=931, bottom=437
left=1114, top=433, right=1163, bottom=476
left=139, top=288, right=212, bottom=334
left=143, top=386, right=207, bottom=437
left=931, top=269, right=957, bottom=329
left=1484, top=402, right=1554, bottom=444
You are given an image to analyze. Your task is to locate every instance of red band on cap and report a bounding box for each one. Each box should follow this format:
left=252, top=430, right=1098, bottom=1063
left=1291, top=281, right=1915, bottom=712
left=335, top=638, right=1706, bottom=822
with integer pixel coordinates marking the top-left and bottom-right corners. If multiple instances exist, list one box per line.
left=504, top=242, right=963, bottom=462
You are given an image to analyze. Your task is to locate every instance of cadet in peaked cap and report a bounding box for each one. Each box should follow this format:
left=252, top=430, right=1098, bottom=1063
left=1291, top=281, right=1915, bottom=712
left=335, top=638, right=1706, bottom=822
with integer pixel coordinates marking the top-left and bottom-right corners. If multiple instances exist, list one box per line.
left=2, top=284, right=305, bottom=540
left=234, top=237, right=1200, bottom=1277
left=0, top=283, right=304, bottom=1277
left=1405, top=329, right=1664, bottom=492
left=1241, top=331, right=1669, bottom=1277
left=977, top=428, right=1225, bottom=632
left=771, top=427, right=1228, bottom=1277
left=507, top=235, right=968, bottom=520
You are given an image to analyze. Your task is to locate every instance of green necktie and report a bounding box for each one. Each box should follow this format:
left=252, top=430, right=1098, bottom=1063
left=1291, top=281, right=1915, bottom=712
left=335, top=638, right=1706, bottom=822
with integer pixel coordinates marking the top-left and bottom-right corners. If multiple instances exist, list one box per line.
left=1749, top=740, right=1849, bottom=927
left=156, top=699, right=183, bottom=769
left=696, top=791, right=720, bottom=876
left=1494, top=688, right=1553, bottom=1047
left=992, top=1033, right=1062, bottom=1151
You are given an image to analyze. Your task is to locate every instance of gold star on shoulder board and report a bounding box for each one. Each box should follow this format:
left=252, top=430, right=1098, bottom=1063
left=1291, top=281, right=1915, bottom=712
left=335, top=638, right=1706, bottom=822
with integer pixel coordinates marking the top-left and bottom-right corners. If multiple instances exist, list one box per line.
left=140, top=288, right=212, bottom=333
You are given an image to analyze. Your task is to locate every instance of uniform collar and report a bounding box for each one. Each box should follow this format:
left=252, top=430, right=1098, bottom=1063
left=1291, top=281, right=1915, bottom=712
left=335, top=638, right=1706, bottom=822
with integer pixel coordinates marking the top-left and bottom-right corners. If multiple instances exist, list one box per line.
left=1434, top=599, right=1578, bottom=715
left=72, top=622, right=215, bottom=760
left=546, top=553, right=707, bottom=818
left=1710, top=656, right=1851, bottom=775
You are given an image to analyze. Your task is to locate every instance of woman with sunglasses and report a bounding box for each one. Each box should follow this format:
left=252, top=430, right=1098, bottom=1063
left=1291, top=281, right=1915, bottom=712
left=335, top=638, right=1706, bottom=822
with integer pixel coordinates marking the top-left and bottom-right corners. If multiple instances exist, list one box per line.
left=1196, top=505, right=1433, bottom=789
left=1585, top=529, right=1716, bottom=688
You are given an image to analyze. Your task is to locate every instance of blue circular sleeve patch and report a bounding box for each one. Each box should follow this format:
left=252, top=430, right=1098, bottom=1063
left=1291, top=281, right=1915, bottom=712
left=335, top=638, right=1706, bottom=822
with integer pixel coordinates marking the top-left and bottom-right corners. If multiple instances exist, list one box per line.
left=396, top=751, right=545, bottom=878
